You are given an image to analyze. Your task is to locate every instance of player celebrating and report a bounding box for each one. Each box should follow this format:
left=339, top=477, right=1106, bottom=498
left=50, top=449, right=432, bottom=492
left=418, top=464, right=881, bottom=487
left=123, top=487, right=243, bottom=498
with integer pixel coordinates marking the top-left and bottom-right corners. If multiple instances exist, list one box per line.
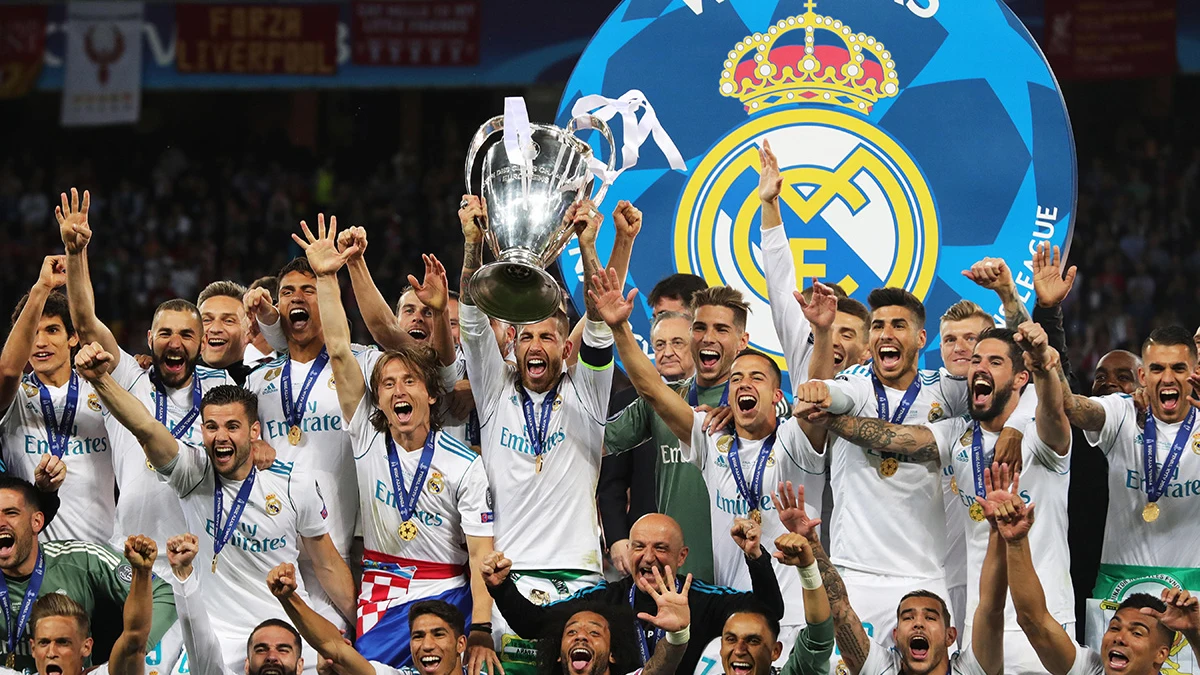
left=75, top=342, right=354, bottom=675
left=0, top=255, right=116, bottom=544
left=590, top=266, right=824, bottom=656
left=456, top=195, right=614, bottom=674
left=296, top=218, right=500, bottom=671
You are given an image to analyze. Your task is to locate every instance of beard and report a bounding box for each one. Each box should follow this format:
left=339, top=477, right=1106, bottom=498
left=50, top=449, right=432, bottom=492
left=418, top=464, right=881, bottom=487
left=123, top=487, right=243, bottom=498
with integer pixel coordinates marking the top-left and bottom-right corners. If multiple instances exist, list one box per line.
left=252, top=662, right=299, bottom=675
left=970, top=384, right=1014, bottom=423
left=152, top=349, right=198, bottom=388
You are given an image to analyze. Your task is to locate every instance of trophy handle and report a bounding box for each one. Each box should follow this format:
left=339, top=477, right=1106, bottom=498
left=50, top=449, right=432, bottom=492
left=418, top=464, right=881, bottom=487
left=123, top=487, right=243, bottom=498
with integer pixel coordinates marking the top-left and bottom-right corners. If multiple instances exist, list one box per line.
left=566, top=115, right=618, bottom=206
left=464, top=115, right=505, bottom=235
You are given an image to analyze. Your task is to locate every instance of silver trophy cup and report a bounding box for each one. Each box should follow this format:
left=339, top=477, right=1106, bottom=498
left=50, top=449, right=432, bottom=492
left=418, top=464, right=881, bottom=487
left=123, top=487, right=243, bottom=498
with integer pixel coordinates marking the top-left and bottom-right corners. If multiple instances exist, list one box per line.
left=464, top=114, right=617, bottom=324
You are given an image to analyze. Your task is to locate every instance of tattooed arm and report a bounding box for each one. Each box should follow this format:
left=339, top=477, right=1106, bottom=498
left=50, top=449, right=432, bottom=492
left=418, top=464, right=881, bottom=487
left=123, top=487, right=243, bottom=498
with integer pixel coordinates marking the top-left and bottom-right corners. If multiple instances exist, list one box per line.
left=810, top=536, right=870, bottom=675
left=458, top=196, right=486, bottom=306
left=1056, top=364, right=1107, bottom=431
left=821, top=415, right=943, bottom=463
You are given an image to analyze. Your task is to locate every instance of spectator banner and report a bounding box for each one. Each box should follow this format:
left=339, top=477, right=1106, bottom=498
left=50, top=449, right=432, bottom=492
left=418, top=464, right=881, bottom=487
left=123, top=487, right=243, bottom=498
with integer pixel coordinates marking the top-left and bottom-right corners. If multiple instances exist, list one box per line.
left=557, top=0, right=1076, bottom=387
left=175, top=4, right=338, bottom=75
left=60, top=1, right=143, bottom=127
left=0, top=6, right=46, bottom=99
left=1044, top=0, right=1177, bottom=79
left=351, top=1, right=480, bottom=66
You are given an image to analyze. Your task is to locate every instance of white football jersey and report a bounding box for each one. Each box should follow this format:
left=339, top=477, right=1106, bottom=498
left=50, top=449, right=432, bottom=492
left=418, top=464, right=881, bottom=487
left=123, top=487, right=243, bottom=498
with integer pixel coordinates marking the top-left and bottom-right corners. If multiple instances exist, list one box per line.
left=860, top=641, right=987, bottom=675
left=823, top=365, right=968, bottom=579
left=761, top=225, right=814, bottom=390
left=161, top=439, right=329, bottom=675
left=108, top=348, right=231, bottom=571
left=0, top=373, right=115, bottom=544
left=931, top=416, right=1073, bottom=628
left=681, top=411, right=824, bottom=628
left=460, top=305, right=612, bottom=573
left=349, top=391, right=492, bottom=598
left=1084, top=394, right=1200, bottom=567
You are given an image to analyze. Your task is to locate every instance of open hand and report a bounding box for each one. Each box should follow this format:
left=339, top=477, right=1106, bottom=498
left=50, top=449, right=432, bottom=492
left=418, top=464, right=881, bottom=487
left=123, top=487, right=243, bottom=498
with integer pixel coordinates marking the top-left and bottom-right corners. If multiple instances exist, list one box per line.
left=771, top=481, right=821, bottom=539
left=294, top=214, right=359, bottom=277
left=408, top=254, right=449, bottom=314
left=635, top=565, right=692, bottom=633
left=758, top=140, right=782, bottom=203
left=1031, top=241, right=1076, bottom=308
left=796, top=281, right=838, bottom=331
left=56, top=188, right=91, bottom=253
left=587, top=267, right=637, bottom=328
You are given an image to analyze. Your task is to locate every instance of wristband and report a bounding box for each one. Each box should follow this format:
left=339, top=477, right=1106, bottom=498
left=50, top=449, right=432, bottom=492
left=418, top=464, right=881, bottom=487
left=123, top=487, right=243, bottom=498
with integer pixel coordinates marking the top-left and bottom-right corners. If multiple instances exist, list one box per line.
left=470, top=623, right=493, bottom=634
left=799, top=561, right=822, bottom=590
left=665, top=625, right=691, bottom=645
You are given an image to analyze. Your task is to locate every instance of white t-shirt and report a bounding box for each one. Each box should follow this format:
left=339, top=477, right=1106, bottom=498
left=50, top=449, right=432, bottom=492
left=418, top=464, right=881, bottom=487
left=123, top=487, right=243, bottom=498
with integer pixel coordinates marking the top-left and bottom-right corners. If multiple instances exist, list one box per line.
left=160, top=438, right=329, bottom=674
left=1084, top=394, right=1200, bottom=567
left=349, top=391, right=492, bottom=598
left=460, top=304, right=612, bottom=573
left=244, top=346, right=382, bottom=557
left=822, top=365, right=968, bottom=578
left=859, top=641, right=988, bottom=675
left=681, top=411, right=824, bottom=628
left=0, top=373, right=115, bottom=544
left=439, top=353, right=472, bottom=445
left=1065, top=646, right=1103, bottom=675
left=108, top=348, right=231, bottom=568
left=930, top=416, right=1074, bottom=628
left=761, top=225, right=814, bottom=391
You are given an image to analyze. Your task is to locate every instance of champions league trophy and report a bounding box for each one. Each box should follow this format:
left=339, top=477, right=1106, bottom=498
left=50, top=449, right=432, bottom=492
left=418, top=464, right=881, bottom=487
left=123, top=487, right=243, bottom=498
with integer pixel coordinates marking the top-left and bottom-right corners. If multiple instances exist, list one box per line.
left=464, top=93, right=685, bottom=324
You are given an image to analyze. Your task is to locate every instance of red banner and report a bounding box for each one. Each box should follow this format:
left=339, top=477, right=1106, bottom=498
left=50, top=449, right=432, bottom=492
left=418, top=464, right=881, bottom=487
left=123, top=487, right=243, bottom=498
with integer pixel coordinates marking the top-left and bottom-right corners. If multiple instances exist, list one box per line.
left=176, top=4, right=338, bottom=75
left=351, top=1, right=479, bottom=66
left=0, top=6, right=46, bottom=98
left=1044, top=0, right=1176, bottom=79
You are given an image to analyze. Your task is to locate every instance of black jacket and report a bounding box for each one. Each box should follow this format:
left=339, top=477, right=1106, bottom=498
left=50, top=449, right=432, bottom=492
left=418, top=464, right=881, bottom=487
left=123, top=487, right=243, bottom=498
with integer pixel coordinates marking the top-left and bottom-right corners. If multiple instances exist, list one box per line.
left=487, top=546, right=784, bottom=675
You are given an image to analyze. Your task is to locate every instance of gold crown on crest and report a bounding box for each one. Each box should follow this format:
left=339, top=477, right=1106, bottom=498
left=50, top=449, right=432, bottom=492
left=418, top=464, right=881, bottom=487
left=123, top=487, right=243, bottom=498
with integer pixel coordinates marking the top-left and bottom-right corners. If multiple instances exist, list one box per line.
left=719, top=0, right=900, bottom=114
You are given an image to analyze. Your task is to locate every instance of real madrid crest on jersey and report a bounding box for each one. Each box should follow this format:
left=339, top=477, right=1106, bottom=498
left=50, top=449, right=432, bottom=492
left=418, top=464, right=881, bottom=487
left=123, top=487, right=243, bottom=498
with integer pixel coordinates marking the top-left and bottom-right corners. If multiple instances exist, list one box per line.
left=427, top=471, right=445, bottom=494
left=557, top=0, right=1075, bottom=390
left=87, top=392, right=102, bottom=412
left=1192, top=433, right=1200, bottom=455
left=265, top=493, right=282, bottom=516
left=328, top=376, right=336, bottom=390
left=552, top=394, right=562, bottom=412
left=717, top=434, right=734, bottom=454
left=22, top=382, right=38, bottom=398
left=265, top=367, right=282, bottom=382
left=928, top=402, right=943, bottom=423
left=959, top=427, right=973, bottom=447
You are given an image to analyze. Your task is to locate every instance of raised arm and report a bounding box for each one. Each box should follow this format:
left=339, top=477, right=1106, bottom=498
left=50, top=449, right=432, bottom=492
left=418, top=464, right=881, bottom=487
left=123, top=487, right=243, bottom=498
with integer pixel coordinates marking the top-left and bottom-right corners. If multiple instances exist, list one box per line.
left=1060, top=366, right=1108, bottom=431
left=970, top=463, right=1012, bottom=675
left=1141, top=589, right=1200, bottom=666
left=57, top=188, right=122, bottom=366
left=458, top=195, right=486, bottom=308
left=268, top=562, right=373, bottom=675
left=805, top=397, right=940, bottom=463
left=301, top=533, right=356, bottom=622
left=407, top=254, right=456, bottom=367
left=588, top=268, right=694, bottom=444
left=108, top=536, right=158, bottom=675
left=167, top=534, right=230, bottom=675
left=991, top=470, right=1077, bottom=675
left=0, top=256, right=67, bottom=411
left=963, top=257, right=1030, bottom=329
left=337, top=225, right=416, bottom=352
left=294, top=215, right=367, bottom=423
left=75, top=343, right=179, bottom=468
left=1016, top=322, right=1070, bottom=455
left=635, top=567, right=692, bottom=675
left=566, top=200, right=642, bottom=366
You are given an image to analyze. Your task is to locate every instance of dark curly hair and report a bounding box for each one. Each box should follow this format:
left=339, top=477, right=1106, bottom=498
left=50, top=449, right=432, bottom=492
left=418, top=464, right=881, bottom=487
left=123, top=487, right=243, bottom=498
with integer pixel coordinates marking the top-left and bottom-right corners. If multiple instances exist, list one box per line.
left=536, top=602, right=640, bottom=675
left=368, top=346, right=447, bottom=434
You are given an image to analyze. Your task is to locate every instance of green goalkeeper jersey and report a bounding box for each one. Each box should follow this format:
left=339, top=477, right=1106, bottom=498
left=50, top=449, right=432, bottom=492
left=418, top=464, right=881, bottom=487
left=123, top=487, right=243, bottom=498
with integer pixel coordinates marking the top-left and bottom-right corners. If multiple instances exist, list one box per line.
left=0, top=540, right=177, bottom=672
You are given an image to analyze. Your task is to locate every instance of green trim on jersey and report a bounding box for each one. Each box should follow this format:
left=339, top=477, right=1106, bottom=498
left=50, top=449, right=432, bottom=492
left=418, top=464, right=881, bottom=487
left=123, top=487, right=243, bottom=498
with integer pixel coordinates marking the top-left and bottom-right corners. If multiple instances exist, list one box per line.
left=1093, top=563, right=1200, bottom=603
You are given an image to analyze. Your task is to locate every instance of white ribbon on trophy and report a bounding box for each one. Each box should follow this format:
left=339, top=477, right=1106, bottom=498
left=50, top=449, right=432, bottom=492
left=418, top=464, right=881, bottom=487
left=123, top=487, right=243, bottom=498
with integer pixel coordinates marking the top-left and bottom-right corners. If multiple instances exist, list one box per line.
left=502, top=97, right=536, bottom=199
left=570, top=89, right=688, bottom=187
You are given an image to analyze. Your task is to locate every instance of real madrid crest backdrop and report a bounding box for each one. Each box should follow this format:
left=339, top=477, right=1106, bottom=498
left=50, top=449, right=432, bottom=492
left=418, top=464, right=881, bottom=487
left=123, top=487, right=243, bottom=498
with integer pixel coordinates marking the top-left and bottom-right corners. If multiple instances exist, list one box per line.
left=556, top=0, right=1076, bottom=392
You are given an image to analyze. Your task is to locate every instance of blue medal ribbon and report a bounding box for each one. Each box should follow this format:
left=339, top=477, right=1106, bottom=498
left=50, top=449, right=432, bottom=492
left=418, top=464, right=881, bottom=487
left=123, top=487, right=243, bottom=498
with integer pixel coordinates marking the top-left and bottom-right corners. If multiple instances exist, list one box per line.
left=35, top=373, right=79, bottom=458
left=281, top=348, right=330, bottom=431
left=629, top=577, right=683, bottom=664
left=212, top=467, right=258, bottom=563
left=151, top=371, right=202, bottom=440
left=518, top=378, right=560, bottom=463
left=687, top=380, right=729, bottom=407
left=970, top=421, right=989, bottom=499
left=1142, top=407, right=1196, bottom=505
left=385, top=431, right=437, bottom=522
left=870, top=372, right=922, bottom=464
left=0, top=549, right=44, bottom=659
left=728, top=432, right=776, bottom=516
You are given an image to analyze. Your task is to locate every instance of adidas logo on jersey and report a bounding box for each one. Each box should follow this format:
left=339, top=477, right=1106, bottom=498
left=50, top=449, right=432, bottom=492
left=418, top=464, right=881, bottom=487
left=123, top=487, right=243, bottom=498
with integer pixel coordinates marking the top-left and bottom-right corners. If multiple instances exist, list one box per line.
left=263, top=383, right=278, bottom=395
left=956, top=448, right=969, bottom=462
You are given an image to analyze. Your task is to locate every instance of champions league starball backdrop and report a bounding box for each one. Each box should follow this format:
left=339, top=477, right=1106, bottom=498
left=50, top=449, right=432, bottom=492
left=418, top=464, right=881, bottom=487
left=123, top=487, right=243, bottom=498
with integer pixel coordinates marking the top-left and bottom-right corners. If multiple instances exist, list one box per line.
left=555, top=0, right=1077, bottom=391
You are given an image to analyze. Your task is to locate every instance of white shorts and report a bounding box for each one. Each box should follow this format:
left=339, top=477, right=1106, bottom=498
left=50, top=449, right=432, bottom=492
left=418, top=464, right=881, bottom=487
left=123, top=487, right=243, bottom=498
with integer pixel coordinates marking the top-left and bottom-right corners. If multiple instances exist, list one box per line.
left=490, top=572, right=602, bottom=672
left=961, top=624, right=1074, bottom=675
left=691, top=624, right=804, bottom=675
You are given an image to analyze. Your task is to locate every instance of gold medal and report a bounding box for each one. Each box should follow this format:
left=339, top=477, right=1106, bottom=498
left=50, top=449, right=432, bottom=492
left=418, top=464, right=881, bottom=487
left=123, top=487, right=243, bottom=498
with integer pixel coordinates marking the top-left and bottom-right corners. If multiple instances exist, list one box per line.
left=949, top=477, right=958, bottom=493
left=748, top=509, right=762, bottom=524
left=968, top=502, right=986, bottom=522
left=7, top=652, right=15, bottom=668
left=535, top=455, right=543, bottom=474
left=879, top=457, right=899, bottom=478
left=211, top=554, right=219, bottom=573
left=1143, top=502, right=1160, bottom=523
left=399, top=520, right=419, bottom=541
left=288, top=425, right=302, bottom=446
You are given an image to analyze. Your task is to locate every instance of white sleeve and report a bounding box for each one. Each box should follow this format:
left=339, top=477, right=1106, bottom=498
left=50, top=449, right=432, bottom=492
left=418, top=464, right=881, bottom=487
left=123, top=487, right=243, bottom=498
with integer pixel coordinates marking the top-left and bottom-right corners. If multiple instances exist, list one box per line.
left=460, top=304, right=515, bottom=424
left=572, top=320, right=615, bottom=424
left=681, top=411, right=709, bottom=469
left=826, top=367, right=875, bottom=415
left=1065, top=646, right=1105, bottom=675
left=1082, top=394, right=1133, bottom=456
left=291, top=470, right=332, bottom=538
left=111, top=347, right=147, bottom=391
left=456, top=459, right=494, bottom=538
left=859, top=641, right=900, bottom=675
left=954, top=644, right=991, bottom=675
left=936, top=367, right=970, bottom=418
left=257, top=314, right=289, bottom=354
left=355, top=345, right=383, bottom=396
left=172, top=572, right=236, bottom=675
left=1005, top=389, right=1038, bottom=430
left=438, top=363, right=468, bottom=427
left=159, top=439, right=210, bottom=497
left=347, top=390, right=375, bottom=440
left=370, top=662, right=403, bottom=675
left=0, top=396, right=17, bottom=433
left=1025, top=418, right=1070, bottom=473
left=760, top=225, right=814, bottom=393
left=928, top=418, right=967, bottom=468
left=776, top=417, right=826, bottom=473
